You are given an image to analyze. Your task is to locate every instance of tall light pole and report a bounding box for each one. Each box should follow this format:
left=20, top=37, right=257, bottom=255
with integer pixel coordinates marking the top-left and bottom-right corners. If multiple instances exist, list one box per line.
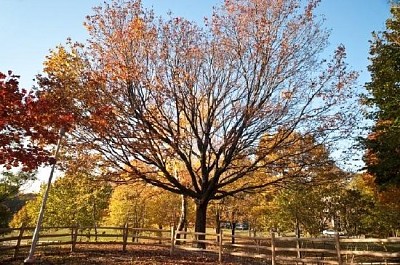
left=24, top=128, right=65, bottom=264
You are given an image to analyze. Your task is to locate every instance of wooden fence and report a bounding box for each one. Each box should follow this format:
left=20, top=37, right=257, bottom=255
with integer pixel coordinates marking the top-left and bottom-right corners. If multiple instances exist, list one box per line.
left=1, top=226, right=399, bottom=264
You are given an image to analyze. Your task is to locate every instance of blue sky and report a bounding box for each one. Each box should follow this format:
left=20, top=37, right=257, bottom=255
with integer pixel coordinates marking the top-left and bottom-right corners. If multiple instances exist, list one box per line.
left=0, top=0, right=391, bottom=90
left=0, top=1, right=393, bottom=190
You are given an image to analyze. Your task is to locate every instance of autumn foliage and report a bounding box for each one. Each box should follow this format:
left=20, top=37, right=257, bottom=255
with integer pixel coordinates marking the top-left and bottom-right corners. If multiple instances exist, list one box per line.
left=38, top=0, right=359, bottom=238
left=0, top=71, right=74, bottom=171
left=363, top=5, right=400, bottom=187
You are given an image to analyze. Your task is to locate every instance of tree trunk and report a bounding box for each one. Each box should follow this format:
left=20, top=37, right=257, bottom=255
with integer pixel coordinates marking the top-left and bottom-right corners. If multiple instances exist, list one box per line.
left=175, top=194, right=188, bottom=245
left=231, top=222, right=236, bottom=244
left=158, top=224, right=163, bottom=244
left=94, top=223, right=98, bottom=242
left=295, top=216, right=302, bottom=259
left=194, top=200, right=209, bottom=249
left=93, top=201, right=98, bottom=242
left=215, top=206, right=221, bottom=235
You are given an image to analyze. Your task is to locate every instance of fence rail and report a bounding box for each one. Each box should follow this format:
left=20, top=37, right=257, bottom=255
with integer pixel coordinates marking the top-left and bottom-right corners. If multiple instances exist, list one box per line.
left=1, top=226, right=399, bottom=264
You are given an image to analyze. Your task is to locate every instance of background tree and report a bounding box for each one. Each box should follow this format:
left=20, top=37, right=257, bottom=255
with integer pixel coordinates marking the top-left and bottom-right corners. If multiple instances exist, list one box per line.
left=106, top=183, right=150, bottom=229
left=9, top=194, right=42, bottom=228
left=257, top=131, right=344, bottom=187
left=9, top=172, right=112, bottom=228
left=335, top=189, right=374, bottom=236
left=256, top=131, right=347, bottom=236
left=106, top=182, right=182, bottom=241
left=146, top=188, right=184, bottom=229
left=363, top=4, right=400, bottom=187
left=40, top=0, right=358, bottom=240
left=244, top=191, right=276, bottom=235
left=106, top=183, right=184, bottom=229
left=355, top=173, right=400, bottom=237
left=372, top=187, right=400, bottom=237
left=216, top=194, right=251, bottom=243
left=0, top=171, right=35, bottom=227
left=9, top=204, right=32, bottom=228
left=264, top=184, right=339, bottom=237
left=323, top=173, right=392, bottom=237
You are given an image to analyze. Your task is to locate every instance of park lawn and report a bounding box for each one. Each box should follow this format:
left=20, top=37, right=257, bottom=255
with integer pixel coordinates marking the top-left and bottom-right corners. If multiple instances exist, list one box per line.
left=0, top=244, right=264, bottom=265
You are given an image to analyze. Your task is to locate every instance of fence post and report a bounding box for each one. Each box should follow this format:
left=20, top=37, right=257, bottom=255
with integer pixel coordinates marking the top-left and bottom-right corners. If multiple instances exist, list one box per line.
left=170, top=226, right=175, bottom=255
left=71, top=226, right=78, bottom=252
left=13, top=226, right=25, bottom=259
left=334, top=233, right=342, bottom=265
left=122, top=223, right=128, bottom=252
left=271, top=231, right=276, bottom=265
left=218, top=230, right=223, bottom=263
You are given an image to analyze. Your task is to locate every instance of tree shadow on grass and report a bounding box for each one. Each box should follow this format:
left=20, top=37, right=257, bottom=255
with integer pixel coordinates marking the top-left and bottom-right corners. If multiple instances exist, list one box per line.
left=1, top=244, right=263, bottom=265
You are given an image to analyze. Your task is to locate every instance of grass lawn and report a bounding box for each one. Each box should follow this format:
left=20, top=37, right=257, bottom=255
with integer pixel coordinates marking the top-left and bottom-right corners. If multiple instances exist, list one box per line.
left=1, top=244, right=266, bottom=265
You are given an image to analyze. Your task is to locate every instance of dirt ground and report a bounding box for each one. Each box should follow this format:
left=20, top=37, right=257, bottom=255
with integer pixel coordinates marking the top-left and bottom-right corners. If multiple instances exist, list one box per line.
left=1, top=244, right=265, bottom=265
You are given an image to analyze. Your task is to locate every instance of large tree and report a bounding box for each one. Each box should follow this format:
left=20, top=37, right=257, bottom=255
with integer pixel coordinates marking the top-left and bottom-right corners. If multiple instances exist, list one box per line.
left=39, top=0, right=358, bottom=241
left=363, top=5, right=400, bottom=187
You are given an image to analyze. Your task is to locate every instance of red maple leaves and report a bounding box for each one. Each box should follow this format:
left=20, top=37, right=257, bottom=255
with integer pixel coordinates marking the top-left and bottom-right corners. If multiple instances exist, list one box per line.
left=0, top=71, right=74, bottom=171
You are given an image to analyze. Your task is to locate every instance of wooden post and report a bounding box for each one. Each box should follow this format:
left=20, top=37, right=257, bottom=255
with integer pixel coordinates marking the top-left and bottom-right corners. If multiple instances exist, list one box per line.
left=71, top=227, right=78, bottom=252
left=334, top=233, right=342, bottom=265
left=271, top=231, right=276, bottom=265
left=122, top=223, right=128, bottom=252
left=13, top=226, right=25, bottom=259
left=218, top=230, right=223, bottom=263
left=170, top=226, right=175, bottom=255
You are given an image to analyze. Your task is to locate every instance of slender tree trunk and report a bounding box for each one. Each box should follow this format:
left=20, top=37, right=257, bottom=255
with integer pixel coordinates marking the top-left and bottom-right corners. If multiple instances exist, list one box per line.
left=295, top=216, right=302, bottom=259
left=94, top=223, right=98, bottom=242
left=215, top=207, right=221, bottom=235
left=175, top=194, right=187, bottom=245
left=93, top=201, right=98, bottom=242
left=194, top=200, right=209, bottom=249
left=231, top=222, right=236, bottom=244
left=158, top=224, right=163, bottom=244
left=229, top=211, right=236, bottom=244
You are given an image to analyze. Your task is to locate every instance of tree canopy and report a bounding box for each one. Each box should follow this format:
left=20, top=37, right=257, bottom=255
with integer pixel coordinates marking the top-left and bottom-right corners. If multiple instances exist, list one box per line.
left=1, top=72, right=52, bottom=170
left=38, top=0, right=359, bottom=236
left=0, top=171, right=35, bottom=227
left=9, top=172, right=112, bottom=228
left=363, top=5, right=400, bottom=187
